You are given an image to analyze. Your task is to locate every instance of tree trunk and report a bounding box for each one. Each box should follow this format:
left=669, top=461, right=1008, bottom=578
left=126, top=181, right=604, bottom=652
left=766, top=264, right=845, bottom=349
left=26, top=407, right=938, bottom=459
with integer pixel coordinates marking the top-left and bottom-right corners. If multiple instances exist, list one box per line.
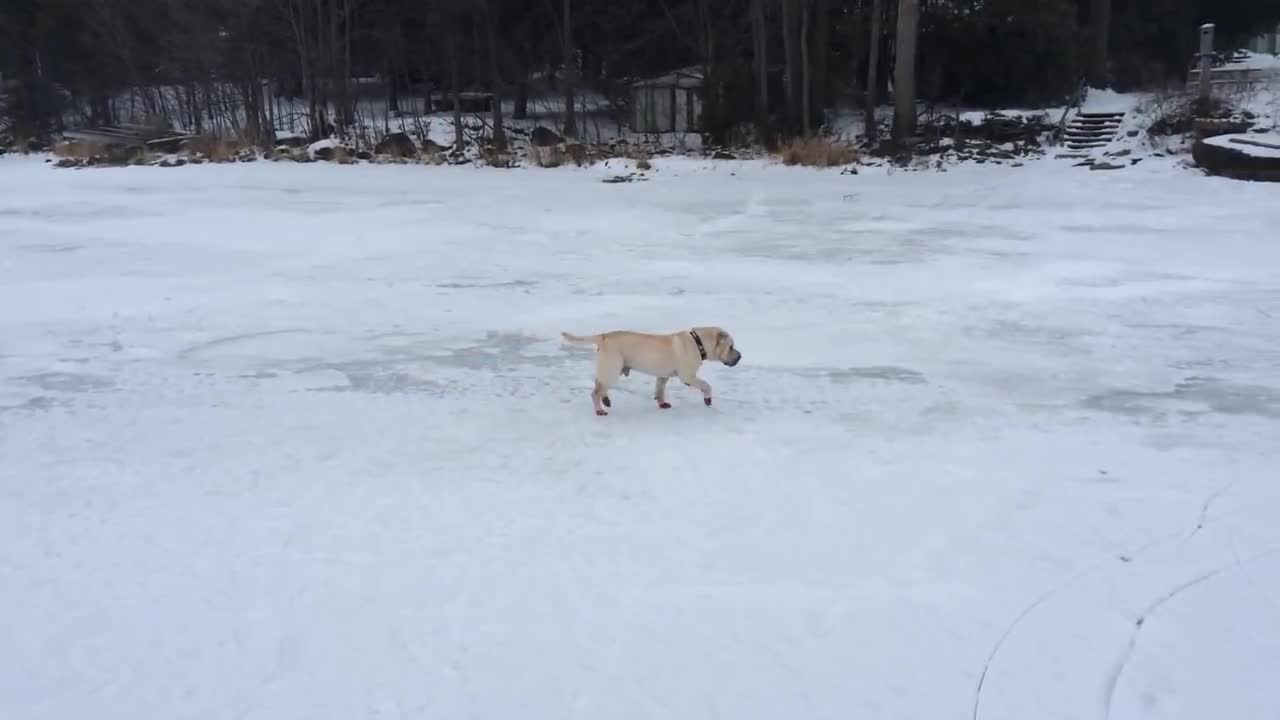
left=780, top=0, right=800, bottom=133
left=1089, top=0, right=1112, bottom=88
left=801, top=0, right=811, bottom=136
left=514, top=77, right=529, bottom=119
left=448, top=32, right=464, bottom=156
left=561, top=0, right=577, bottom=138
left=487, top=1, right=506, bottom=151
left=750, top=0, right=769, bottom=139
left=811, top=0, right=829, bottom=128
left=891, top=0, right=919, bottom=142
left=865, top=0, right=883, bottom=140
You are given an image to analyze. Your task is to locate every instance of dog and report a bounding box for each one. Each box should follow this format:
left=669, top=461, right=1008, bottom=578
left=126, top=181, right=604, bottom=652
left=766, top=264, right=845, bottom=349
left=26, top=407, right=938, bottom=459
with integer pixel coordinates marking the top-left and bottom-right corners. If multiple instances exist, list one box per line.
left=560, top=326, right=742, bottom=415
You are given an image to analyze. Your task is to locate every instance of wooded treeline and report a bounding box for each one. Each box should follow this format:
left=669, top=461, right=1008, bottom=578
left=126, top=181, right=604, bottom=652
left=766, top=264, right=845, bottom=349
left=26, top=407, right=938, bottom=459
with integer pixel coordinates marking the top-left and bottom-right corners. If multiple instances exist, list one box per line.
left=1, top=0, right=1277, bottom=147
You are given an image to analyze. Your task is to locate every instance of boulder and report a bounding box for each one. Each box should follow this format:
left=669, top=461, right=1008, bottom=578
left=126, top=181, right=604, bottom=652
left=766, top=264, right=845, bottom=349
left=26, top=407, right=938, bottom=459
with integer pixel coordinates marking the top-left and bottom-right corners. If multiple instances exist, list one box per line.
left=529, top=126, right=564, bottom=148
left=374, top=131, right=417, bottom=157
left=274, top=133, right=309, bottom=148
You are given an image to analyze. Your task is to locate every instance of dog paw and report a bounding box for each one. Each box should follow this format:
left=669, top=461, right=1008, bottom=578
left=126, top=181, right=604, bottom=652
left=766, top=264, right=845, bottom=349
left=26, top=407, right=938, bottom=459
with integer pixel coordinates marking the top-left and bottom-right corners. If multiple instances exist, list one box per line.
left=595, top=409, right=609, bottom=416
left=602, top=396, right=612, bottom=408
left=704, top=397, right=712, bottom=406
left=657, top=402, right=672, bottom=409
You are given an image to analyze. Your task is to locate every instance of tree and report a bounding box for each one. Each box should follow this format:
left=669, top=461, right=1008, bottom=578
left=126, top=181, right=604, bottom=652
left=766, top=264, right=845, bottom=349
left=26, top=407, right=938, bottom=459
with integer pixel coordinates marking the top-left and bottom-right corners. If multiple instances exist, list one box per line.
left=892, top=0, right=919, bottom=142
left=485, top=0, right=506, bottom=151
left=561, top=0, right=576, bottom=138
left=865, top=0, right=884, bottom=141
left=750, top=0, right=770, bottom=139
left=1089, top=0, right=1111, bottom=87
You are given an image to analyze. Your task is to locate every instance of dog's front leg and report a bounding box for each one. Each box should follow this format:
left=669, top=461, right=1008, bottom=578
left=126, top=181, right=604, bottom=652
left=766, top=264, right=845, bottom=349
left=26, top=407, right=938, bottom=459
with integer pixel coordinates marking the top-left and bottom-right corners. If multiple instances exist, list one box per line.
left=654, top=377, right=671, bottom=409
left=680, top=372, right=713, bottom=406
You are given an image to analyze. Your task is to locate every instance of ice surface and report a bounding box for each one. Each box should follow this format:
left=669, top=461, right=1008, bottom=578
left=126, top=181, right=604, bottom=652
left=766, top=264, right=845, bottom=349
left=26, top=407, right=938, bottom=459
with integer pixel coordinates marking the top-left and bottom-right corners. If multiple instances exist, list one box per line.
left=2, top=154, right=1279, bottom=720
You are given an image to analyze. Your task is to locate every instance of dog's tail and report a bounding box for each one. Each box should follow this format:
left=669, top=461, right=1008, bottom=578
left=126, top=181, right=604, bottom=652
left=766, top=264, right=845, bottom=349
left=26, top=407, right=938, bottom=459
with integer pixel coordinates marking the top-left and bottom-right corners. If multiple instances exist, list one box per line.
left=560, top=331, right=602, bottom=346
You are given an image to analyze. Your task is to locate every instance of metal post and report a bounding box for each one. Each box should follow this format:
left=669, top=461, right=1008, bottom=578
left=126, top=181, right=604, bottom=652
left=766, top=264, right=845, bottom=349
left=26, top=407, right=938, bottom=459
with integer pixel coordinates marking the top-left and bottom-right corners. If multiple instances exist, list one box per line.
left=1198, top=23, right=1215, bottom=108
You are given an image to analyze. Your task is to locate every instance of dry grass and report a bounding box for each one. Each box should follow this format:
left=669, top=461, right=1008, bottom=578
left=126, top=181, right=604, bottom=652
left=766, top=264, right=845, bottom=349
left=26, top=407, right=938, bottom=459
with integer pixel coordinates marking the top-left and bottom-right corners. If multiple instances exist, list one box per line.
left=183, top=135, right=244, bottom=162
left=778, top=137, right=858, bottom=167
left=481, top=145, right=514, bottom=168
left=566, top=143, right=590, bottom=167
left=53, top=139, right=110, bottom=158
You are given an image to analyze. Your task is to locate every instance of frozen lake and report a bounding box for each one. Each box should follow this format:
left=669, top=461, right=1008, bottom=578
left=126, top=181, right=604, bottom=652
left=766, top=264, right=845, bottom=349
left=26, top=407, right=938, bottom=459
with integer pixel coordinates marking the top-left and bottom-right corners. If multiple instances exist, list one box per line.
left=2, top=154, right=1279, bottom=720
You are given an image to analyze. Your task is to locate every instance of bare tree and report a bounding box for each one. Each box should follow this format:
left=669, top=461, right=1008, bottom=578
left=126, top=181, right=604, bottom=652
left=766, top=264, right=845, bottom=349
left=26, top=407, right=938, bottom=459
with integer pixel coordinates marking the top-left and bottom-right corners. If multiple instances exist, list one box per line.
left=865, top=0, right=884, bottom=141
left=780, top=0, right=800, bottom=133
left=1089, top=0, right=1112, bottom=88
left=892, top=0, right=919, bottom=142
left=811, top=0, right=829, bottom=129
left=486, top=1, right=506, bottom=151
left=800, top=0, right=811, bottom=135
left=561, top=0, right=576, bottom=138
left=750, top=0, right=769, bottom=140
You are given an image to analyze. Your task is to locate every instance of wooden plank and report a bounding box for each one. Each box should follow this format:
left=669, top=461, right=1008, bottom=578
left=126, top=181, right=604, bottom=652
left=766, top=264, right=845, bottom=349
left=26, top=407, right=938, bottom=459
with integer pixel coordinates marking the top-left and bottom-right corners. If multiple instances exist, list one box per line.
left=60, top=129, right=145, bottom=145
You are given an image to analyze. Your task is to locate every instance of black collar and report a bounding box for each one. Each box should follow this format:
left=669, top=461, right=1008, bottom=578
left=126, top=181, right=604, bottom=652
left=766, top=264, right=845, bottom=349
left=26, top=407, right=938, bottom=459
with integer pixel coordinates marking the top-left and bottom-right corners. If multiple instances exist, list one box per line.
left=689, top=330, right=707, bottom=360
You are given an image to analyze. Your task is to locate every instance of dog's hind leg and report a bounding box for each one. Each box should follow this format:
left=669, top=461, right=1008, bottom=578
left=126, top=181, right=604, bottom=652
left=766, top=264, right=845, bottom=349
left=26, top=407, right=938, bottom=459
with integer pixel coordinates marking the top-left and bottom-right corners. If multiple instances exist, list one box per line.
left=592, top=353, right=625, bottom=416
left=654, top=376, right=672, bottom=409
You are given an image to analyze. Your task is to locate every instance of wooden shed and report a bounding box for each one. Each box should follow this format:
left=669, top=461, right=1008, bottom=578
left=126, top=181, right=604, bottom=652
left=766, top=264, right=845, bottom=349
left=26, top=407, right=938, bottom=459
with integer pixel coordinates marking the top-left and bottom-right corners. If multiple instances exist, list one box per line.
left=631, top=68, right=704, bottom=134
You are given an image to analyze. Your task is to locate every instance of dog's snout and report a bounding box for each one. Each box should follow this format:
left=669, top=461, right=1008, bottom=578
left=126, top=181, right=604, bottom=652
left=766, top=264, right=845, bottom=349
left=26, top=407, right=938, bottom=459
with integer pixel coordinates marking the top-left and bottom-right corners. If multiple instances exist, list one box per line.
left=726, top=350, right=742, bottom=367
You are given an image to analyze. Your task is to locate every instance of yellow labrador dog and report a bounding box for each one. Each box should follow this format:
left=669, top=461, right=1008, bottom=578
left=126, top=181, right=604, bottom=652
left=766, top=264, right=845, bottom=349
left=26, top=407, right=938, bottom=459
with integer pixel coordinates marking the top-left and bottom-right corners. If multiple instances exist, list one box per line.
left=561, top=326, right=742, bottom=415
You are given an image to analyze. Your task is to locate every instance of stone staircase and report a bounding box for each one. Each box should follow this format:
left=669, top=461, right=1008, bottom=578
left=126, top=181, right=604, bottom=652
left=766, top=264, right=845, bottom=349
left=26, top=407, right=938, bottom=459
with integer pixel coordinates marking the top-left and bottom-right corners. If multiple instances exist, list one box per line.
left=1056, top=111, right=1126, bottom=160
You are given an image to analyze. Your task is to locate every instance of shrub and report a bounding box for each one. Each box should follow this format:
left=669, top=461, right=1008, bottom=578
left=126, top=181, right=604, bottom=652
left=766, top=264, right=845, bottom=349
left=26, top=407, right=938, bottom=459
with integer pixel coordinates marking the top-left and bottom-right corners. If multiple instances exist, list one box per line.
left=778, top=137, right=858, bottom=167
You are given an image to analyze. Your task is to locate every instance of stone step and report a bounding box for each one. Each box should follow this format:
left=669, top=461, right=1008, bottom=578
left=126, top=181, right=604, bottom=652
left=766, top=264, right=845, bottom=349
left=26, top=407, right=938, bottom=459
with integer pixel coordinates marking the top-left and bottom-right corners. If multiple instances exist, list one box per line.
left=1066, top=142, right=1109, bottom=149
left=1069, top=121, right=1122, bottom=129
left=1077, top=112, right=1127, bottom=119
left=1065, top=129, right=1117, bottom=137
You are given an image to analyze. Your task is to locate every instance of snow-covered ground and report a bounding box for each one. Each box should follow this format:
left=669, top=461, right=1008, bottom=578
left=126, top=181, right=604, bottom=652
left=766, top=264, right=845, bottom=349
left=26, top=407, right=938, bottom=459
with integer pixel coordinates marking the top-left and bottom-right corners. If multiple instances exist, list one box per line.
left=2, top=155, right=1279, bottom=720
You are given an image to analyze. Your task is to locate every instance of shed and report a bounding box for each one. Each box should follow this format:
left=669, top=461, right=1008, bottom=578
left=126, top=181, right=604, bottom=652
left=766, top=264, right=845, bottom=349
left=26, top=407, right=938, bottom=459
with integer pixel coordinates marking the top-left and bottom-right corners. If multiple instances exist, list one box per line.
left=631, top=68, right=704, bottom=134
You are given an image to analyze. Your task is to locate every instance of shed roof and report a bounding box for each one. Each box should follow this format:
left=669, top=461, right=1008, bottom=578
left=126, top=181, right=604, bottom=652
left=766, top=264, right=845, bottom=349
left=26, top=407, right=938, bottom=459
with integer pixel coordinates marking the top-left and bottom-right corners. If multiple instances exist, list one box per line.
left=631, top=67, right=705, bottom=89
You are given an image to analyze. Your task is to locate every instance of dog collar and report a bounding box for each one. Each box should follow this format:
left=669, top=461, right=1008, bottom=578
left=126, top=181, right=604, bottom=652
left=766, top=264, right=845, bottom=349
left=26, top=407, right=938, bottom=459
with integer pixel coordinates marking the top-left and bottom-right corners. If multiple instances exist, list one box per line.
left=690, top=330, right=707, bottom=360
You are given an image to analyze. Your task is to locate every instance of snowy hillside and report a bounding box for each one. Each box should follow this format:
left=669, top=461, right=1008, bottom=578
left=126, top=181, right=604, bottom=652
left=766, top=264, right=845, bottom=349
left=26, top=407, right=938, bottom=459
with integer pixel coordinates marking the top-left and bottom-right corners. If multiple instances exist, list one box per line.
left=2, top=154, right=1280, bottom=720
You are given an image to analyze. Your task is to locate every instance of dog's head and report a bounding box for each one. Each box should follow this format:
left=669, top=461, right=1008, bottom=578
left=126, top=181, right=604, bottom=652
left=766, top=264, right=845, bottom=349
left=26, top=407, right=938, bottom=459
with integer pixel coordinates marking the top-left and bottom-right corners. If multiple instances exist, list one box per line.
left=702, top=327, right=741, bottom=367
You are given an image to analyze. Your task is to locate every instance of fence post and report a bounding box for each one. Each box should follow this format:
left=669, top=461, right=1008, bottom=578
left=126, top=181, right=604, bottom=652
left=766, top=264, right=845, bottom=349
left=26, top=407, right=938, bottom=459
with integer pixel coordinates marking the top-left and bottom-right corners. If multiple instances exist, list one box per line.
left=1198, top=23, right=1215, bottom=108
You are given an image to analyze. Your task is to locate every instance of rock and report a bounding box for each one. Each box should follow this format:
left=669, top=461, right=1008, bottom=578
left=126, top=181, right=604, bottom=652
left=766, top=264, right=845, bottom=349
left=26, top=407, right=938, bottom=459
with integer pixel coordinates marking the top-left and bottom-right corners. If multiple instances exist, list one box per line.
left=158, top=158, right=187, bottom=168
left=189, top=157, right=206, bottom=165
left=530, top=126, right=564, bottom=148
left=1105, top=149, right=1132, bottom=158
left=374, top=132, right=417, bottom=158
left=712, top=150, right=736, bottom=160
left=313, top=145, right=337, bottom=161
left=54, top=158, right=81, bottom=168
left=1127, top=130, right=1140, bottom=137
left=275, top=133, right=309, bottom=148
left=1089, top=161, right=1125, bottom=171
left=355, top=150, right=374, bottom=161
